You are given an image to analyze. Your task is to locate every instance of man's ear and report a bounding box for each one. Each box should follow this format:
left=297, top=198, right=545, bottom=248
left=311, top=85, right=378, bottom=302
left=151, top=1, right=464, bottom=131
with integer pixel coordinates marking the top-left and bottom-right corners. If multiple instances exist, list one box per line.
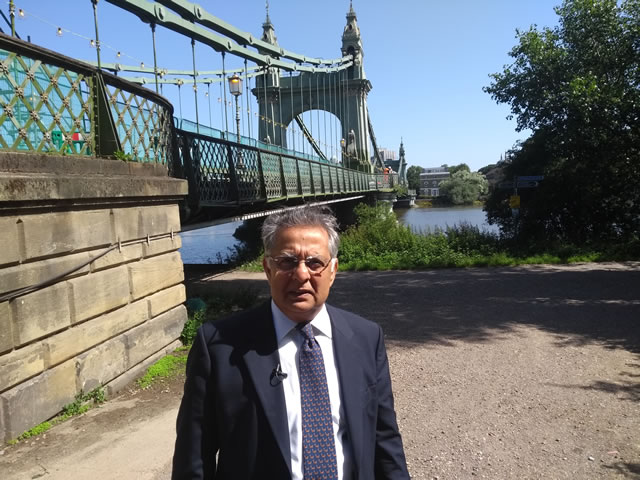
left=263, top=256, right=272, bottom=281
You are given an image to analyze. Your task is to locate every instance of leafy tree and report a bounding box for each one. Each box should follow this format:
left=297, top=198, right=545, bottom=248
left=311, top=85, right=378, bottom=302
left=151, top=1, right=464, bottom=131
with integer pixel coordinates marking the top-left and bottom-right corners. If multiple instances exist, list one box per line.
left=406, top=165, right=423, bottom=193
left=484, top=0, right=640, bottom=246
left=448, top=163, right=471, bottom=175
left=439, top=170, right=489, bottom=205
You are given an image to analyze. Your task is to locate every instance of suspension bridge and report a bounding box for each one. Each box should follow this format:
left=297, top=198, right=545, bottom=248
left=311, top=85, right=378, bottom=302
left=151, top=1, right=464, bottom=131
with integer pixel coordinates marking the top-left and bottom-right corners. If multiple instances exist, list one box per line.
left=0, top=0, right=409, bottom=226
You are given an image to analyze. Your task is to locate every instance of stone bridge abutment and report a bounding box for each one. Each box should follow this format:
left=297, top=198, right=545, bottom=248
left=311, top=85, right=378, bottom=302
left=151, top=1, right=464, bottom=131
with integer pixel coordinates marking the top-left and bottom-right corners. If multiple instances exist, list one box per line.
left=0, top=152, right=188, bottom=442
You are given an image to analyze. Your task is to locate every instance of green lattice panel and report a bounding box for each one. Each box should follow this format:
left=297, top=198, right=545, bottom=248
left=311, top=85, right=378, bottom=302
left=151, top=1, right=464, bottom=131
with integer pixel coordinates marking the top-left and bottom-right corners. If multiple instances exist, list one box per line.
left=105, top=83, right=172, bottom=163
left=298, top=161, right=311, bottom=195
left=0, top=49, right=93, bottom=154
left=233, top=146, right=261, bottom=202
left=281, top=156, right=298, bottom=196
left=320, top=165, right=331, bottom=192
left=191, top=137, right=232, bottom=203
left=330, top=167, right=340, bottom=193
left=261, top=152, right=283, bottom=199
left=310, top=163, right=323, bottom=194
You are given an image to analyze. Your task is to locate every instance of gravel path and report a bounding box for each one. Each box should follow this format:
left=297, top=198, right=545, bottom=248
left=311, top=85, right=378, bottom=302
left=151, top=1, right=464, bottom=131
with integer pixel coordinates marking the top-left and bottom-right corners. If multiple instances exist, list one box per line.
left=2, top=263, right=639, bottom=479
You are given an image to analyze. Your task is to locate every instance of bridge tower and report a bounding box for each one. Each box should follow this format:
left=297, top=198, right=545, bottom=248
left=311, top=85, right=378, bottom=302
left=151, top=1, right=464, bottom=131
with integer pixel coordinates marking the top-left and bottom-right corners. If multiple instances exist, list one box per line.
left=398, top=138, right=408, bottom=185
left=254, top=3, right=374, bottom=172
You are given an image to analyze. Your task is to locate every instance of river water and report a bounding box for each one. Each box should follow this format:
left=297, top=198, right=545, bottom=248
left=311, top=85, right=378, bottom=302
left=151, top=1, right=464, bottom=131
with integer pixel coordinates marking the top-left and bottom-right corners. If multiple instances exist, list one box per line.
left=179, top=206, right=495, bottom=264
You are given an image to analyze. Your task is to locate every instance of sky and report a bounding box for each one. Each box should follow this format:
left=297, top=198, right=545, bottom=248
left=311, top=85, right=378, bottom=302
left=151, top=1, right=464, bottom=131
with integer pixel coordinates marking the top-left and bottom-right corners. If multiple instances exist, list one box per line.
left=7, top=0, right=562, bottom=172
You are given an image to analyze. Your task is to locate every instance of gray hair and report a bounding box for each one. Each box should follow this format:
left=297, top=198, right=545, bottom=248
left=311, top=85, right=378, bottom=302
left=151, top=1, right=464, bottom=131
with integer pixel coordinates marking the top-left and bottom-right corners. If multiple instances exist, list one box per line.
left=261, top=205, right=340, bottom=258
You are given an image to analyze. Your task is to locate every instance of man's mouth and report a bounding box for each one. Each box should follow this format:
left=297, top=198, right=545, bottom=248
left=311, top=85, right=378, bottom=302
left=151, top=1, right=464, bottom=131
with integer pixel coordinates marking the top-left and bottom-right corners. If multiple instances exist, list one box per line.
left=289, top=289, right=313, bottom=298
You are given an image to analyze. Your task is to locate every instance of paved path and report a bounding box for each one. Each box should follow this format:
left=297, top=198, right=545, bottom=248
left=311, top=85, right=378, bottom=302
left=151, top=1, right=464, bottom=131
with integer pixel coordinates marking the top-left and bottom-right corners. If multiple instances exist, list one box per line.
left=1, top=262, right=639, bottom=479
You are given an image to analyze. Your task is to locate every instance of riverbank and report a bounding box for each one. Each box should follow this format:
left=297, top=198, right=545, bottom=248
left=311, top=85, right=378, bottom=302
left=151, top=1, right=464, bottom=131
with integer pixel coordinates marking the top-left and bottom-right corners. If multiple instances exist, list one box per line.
left=2, top=262, right=639, bottom=479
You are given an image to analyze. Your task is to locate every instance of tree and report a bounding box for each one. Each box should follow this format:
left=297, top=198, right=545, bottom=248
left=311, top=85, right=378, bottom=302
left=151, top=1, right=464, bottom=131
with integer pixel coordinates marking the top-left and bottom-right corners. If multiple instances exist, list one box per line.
left=406, top=165, right=423, bottom=193
left=439, top=170, right=489, bottom=205
left=484, top=0, right=640, bottom=245
left=448, top=163, right=471, bottom=175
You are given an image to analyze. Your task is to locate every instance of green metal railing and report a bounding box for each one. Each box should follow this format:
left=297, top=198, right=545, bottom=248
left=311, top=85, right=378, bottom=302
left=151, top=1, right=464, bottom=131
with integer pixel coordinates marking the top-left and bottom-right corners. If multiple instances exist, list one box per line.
left=176, top=128, right=397, bottom=206
left=0, top=33, right=173, bottom=162
left=0, top=33, right=397, bottom=208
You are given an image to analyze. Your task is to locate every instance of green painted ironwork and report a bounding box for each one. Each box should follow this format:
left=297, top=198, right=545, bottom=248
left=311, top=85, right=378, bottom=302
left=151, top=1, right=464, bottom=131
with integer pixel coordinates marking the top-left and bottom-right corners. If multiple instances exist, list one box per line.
left=176, top=127, right=397, bottom=207
left=0, top=34, right=397, bottom=211
left=0, top=33, right=173, bottom=164
left=104, top=0, right=353, bottom=73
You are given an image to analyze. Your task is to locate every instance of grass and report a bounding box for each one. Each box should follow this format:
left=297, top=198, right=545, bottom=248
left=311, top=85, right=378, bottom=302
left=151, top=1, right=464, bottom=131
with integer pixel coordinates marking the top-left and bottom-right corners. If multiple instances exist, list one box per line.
left=137, top=349, right=189, bottom=389
left=9, top=387, right=106, bottom=444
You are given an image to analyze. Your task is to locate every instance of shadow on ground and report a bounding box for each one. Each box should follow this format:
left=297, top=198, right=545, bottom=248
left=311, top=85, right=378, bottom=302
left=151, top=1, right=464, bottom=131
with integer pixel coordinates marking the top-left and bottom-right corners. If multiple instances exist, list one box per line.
left=186, top=264, right=640, bottom=400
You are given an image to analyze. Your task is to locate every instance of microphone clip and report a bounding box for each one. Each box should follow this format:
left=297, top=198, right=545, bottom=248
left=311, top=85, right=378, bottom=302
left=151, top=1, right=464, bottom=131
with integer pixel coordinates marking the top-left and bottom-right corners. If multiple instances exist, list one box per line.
left=270, top=363, right=288, bottom=387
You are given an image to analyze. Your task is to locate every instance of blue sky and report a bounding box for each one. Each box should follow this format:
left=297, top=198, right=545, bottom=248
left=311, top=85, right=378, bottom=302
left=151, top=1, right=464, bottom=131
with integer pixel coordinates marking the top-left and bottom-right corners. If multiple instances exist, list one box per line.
left=9, top=0, right=561, bottom=171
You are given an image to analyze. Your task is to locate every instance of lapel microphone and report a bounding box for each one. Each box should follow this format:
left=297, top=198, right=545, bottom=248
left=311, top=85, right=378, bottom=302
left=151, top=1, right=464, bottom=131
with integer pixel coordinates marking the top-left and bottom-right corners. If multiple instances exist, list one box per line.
left=270, top=363, right=288, bottom=387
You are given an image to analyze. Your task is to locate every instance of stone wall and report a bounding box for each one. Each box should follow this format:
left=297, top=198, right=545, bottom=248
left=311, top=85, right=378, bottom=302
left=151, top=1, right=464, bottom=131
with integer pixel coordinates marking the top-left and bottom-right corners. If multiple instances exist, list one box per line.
left=0, top=152, right=188, bottom=443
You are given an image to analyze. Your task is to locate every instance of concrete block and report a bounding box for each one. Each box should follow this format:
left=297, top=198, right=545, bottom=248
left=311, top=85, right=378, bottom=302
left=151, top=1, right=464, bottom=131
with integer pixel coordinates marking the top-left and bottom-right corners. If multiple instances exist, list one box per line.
left=148, top=284, right=186, bottom=318
left=0, top=251, right=92, bottom=297
left=139, top=204, right=181, bottom=238
left=76, top=335, right=128, bottom=392
left=105, top=339, right=181, bottom=397
left=0, top=342, right=46, bottom=393
left=125, top=305, right=187, bottom=367
left=45, top=299, right=148, bottom=367
left=0, top=301, right=12, bottom=354
left=129, top=251, right=184, bottom=300
left=1, top=359, right=76, bottom=442
left=69, top=266, right=130, bottom=323
left=113, top=205, right=181, bottom=243
left=143, top=235, right=182, bottom=259
left=91, top=243, right=144, bottom=271
left=0, top=216, right=20, bottom=266
left=21, top=210, right=113, bottom=260
left=13, top=282, right=71, bottom=345
left=112, top=207, right=141, bottom=243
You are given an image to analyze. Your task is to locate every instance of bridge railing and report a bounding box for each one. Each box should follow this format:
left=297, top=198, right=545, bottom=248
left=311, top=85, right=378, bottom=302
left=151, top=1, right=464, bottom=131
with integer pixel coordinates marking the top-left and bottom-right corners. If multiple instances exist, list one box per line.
left=0, top=33, right=173, bottom=164
left=176, top=128, right=397, bottom=206
left=0, top=33, right=398, bottom=207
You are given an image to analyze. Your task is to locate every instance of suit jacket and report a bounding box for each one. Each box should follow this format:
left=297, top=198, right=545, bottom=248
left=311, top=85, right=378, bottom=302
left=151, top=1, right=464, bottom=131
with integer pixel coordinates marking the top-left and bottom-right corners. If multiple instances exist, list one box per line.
left=172, top=301, right=409, bottom=480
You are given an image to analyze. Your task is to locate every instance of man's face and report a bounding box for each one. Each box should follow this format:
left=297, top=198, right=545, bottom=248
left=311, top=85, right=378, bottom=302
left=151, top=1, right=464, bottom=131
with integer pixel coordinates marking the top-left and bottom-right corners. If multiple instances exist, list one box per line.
left=263, top=225, right=338, bottom=323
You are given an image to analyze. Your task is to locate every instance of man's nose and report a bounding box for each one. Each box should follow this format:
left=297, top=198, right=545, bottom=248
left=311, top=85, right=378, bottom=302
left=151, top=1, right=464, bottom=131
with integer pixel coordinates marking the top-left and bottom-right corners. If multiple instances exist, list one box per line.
left=292, top=260, right=311, bottom=281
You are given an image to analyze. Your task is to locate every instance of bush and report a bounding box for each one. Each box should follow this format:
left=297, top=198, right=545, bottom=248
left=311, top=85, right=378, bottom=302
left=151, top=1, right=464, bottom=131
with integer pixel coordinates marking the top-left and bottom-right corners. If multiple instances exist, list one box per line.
left=180, top=288, right=261, bottom=345
left=339, top=204, right=506, bottom=270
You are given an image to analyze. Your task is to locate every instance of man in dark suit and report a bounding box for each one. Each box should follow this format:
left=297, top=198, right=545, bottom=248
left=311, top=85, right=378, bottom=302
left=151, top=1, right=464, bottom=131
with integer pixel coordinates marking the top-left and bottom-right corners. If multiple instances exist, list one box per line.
left=172, top=206, right=409, bottom=480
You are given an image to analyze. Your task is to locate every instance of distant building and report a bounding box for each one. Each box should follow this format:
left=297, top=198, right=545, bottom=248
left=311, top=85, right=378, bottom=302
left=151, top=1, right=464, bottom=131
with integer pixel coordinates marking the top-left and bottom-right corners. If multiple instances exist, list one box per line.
left=420, top=167, right=450, bottom=196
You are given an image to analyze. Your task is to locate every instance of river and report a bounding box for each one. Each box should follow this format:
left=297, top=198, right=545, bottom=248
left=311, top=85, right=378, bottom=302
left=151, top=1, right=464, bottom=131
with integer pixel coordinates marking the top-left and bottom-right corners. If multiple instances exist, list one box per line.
left=179, top=206, right=495, bottom=264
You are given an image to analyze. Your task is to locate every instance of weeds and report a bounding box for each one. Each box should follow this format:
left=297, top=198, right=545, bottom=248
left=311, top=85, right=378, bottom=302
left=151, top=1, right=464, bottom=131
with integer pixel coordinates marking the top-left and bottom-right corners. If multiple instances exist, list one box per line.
left=137, top=352, right=188, bottom=389
left=11, top=387, right=106, bottom=444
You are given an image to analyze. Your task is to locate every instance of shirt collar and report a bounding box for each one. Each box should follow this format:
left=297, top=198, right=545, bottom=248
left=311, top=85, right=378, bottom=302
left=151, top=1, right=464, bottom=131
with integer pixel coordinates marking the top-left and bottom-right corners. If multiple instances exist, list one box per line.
left=271, top=300, right=333, bottom=345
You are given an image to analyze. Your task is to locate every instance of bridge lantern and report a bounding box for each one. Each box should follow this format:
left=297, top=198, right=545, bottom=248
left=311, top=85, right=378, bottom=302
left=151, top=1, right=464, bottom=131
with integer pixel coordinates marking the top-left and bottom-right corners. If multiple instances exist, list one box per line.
left=228, top=74, right=242, bottom=97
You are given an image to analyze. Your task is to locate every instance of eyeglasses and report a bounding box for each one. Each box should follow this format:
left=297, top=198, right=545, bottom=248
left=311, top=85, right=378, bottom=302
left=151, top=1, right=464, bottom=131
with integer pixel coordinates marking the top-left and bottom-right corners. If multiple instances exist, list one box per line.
left=268, top=255, right=333, bottom=274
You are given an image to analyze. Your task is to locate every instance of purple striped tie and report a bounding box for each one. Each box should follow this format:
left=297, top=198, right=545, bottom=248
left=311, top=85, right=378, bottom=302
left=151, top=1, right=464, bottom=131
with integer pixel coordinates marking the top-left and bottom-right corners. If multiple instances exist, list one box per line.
left=298, top=323, right=338, bottom=480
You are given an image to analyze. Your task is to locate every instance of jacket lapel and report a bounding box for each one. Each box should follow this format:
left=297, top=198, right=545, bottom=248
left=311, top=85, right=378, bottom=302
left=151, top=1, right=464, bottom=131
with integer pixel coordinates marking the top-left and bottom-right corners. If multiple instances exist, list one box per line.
left=242, top=303, right=292, bottom=476
left=329, top=305, right=366, bottom=477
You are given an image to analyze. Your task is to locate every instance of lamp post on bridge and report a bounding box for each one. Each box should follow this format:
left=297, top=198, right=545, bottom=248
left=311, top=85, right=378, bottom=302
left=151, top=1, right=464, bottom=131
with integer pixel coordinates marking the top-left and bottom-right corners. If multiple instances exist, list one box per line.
left=228, top=74, right=242, bottom=143
left=228, top=74, right=244, bottom=169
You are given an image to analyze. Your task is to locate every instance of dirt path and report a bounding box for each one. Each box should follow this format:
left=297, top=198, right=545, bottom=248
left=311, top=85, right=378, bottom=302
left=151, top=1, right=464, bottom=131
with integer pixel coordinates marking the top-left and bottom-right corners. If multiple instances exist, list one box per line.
left=2, top=263, right=639, bottom=479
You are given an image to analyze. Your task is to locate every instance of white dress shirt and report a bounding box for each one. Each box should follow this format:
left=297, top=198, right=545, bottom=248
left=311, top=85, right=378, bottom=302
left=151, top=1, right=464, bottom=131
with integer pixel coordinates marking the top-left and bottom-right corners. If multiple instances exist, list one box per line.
left=271, top=301, right=353, bottom=480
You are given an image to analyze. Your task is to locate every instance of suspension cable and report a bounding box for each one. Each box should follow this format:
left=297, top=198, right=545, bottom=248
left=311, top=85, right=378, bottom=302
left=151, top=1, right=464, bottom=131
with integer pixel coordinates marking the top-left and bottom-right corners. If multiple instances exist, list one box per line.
left=278, top=67, right=283, bottom=149
left=191, top=38, right=200, bottom=134
left=290, top=70, right=295, bottom=152
left=245, top=58, right=251, bottom=140
left=222, top=52, right=229, bottom=137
